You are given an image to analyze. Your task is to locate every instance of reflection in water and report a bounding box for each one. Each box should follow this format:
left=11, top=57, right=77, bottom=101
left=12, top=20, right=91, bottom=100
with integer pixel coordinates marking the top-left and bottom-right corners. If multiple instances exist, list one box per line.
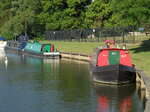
left=58, top=59, right=90, bottom=102
left=0, top=49, right=6, bottom=60
left=5, top=57, right=8, bottom=67
left=0, top=49, right=8, bottom=68
left=120, top=96, right=131, bottom=112
left=94, top=83, right=144, bottom=112
left=20, top=55, right=61, bottom=93
left=0, top=52, right=146, bottom=112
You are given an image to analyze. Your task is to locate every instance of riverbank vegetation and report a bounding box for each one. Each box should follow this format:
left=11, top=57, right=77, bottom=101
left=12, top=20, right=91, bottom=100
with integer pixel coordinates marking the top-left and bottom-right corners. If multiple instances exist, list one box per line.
left=0, top=0, right=150, bottom=39
left=40, top=40, right=150, bottom=77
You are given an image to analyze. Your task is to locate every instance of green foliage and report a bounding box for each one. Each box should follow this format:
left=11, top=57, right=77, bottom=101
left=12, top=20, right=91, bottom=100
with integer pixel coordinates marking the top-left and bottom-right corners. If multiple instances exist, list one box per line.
left=60, top=7, right=85, bottom=29
left=84, top=0, right=111, bottom=28
left=0, top=0, right=42, bottom=39
left=0, top=0, right=149, bottom=39
left=1, top=31, right=14, bottom=40
left=38, top=0, right=87, bottom=30
left=38, top=0, right=67, bottom=30
left=0, top=0, right=12, bottom=26
left=109, top=0, right=150, bottom=27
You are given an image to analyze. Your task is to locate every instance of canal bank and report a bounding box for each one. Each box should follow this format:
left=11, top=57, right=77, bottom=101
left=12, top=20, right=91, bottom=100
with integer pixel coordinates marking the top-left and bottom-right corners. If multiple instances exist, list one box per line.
left=136, top=68, right=150, bottom=112
left=61, top=52, right=90, bottom=61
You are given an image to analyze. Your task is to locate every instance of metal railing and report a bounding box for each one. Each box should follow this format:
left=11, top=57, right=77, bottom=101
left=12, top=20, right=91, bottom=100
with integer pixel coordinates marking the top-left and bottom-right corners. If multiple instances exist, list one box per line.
left=44, top=27, right=150, bottom=43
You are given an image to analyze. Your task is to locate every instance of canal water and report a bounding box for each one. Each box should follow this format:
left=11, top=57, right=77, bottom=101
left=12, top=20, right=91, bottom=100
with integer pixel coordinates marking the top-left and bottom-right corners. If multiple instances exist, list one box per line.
left=0, top=51, right=145, bottom=112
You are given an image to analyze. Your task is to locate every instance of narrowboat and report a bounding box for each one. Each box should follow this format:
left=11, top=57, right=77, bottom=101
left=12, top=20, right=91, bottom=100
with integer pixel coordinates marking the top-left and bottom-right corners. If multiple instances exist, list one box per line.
left=5, top=35, right=60, bottom=58
left=89, top=46, right=136, bottom=84
left=5, top=35, right=29, bottom=51
left=23, top=42, right=60, bottom=58
left=0, top=37, right=7, bottom=50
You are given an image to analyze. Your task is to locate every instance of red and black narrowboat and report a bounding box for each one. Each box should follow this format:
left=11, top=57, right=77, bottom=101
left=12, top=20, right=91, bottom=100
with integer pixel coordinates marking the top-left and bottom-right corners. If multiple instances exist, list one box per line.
left=89, top=47, right=136, bottom=84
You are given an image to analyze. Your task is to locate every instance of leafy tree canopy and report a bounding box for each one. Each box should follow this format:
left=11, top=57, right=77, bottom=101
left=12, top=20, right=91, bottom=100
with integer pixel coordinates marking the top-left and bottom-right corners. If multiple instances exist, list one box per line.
left=0, top=0, right=149, bottom=39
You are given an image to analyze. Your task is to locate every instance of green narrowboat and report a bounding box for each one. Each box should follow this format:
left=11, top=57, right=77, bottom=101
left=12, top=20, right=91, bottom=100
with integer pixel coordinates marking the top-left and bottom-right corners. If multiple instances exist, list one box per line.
left=23, top=42, right=60, bottom=58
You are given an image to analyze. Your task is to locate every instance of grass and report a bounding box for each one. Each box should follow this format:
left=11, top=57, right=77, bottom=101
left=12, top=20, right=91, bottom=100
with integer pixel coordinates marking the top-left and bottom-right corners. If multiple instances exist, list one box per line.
left=40, top=39, right=150, bottom=77
left=41, top=41, right=105, bottom=55
left=128, top=39, right=150, bottom=77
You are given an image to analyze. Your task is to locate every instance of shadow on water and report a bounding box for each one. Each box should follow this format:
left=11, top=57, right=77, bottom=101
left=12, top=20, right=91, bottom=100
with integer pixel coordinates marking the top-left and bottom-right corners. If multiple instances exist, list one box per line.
left=93, top=83, right=146, bottom=112
left=130, top=39, right=150, bottom=53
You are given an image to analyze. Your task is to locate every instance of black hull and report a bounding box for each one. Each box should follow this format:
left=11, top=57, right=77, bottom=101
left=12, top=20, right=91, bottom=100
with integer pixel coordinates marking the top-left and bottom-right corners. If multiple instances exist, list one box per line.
left=23, top=50, right=60, bottom=59
left=90, top=63, right=136, bottom=84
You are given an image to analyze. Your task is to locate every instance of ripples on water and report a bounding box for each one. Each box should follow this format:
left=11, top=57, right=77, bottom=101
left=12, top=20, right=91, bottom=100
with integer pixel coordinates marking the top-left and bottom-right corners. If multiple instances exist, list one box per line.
left=0, top=50, right=145, bottom=112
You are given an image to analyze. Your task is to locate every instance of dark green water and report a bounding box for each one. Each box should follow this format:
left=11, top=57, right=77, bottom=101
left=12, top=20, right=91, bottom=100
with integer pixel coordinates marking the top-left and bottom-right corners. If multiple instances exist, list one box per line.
left=0, top=51, right=145, bottom=112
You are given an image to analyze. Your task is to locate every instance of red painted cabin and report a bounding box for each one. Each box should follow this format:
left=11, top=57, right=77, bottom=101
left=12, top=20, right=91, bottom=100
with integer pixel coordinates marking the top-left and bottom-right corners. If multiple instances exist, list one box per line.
left=90, top=48, right=136, bottom=84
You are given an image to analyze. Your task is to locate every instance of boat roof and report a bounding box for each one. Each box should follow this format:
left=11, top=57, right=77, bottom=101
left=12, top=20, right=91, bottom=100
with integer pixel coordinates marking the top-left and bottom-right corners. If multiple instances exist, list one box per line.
left=93, top=47, right=129, bottom=54
left=100, top=48, right=128, bottom=51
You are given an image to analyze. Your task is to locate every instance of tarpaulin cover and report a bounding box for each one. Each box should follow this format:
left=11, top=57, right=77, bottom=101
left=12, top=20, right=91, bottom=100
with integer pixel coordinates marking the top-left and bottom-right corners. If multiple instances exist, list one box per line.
left=0, top=37, right=6, bottom=41
left=18, top=35, right=29, bottom=43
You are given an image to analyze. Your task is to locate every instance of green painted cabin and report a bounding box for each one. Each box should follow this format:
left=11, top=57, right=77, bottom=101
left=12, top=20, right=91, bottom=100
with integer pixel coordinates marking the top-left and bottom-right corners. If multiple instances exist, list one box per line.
left=24, top=42, right=55, bottom=53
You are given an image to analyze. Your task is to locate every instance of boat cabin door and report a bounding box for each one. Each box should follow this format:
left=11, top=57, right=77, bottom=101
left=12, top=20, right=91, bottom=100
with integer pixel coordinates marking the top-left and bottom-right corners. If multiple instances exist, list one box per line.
left=108, top=51, right=120, bottom=65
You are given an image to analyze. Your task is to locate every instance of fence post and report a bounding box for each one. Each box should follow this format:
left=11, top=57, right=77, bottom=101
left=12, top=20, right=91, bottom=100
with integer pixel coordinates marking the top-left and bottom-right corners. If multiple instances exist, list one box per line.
left=122, top=29, right=125, bottom=43
left=133, top=31, right=135, bottom=44
left=92, top=29, right=95, bottom=42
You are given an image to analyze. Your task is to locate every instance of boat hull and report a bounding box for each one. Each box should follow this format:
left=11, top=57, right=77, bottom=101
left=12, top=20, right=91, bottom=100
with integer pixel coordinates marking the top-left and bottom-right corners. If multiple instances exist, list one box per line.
left=90, top=64, right=136, bottom=84
left=23, top=49, right=60, bottom=59
left=0, top=41, right=7, bottom=49
left=5, top=41, right=61, bottom=59
left=5, top=46, right=61, bottom=59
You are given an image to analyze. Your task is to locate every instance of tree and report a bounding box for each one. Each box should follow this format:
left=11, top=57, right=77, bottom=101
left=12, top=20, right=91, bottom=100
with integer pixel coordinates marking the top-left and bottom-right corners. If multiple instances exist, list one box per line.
left=38, top=0, right=88, bottom=30
left=0, top=0, right=12, bottom=27
left=0, top=0, right=42, bottom=39
left=84, top=0, right=111, bottom=28
left=108, top=0, right=150, bottom=27
left=1, top=0, right=149, bottom=39
left=38, top=0, right=67, bottom=30
left=59, top=0, right=86, bottom=29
